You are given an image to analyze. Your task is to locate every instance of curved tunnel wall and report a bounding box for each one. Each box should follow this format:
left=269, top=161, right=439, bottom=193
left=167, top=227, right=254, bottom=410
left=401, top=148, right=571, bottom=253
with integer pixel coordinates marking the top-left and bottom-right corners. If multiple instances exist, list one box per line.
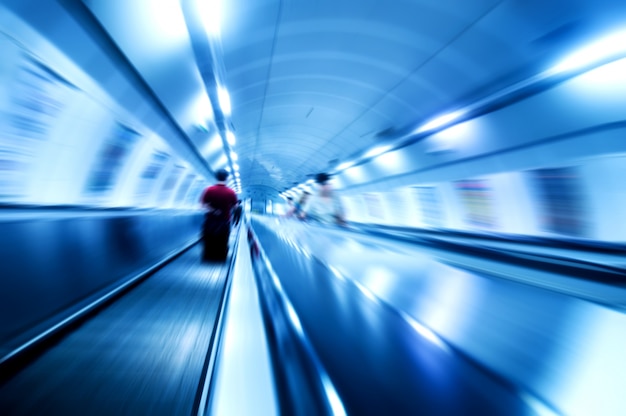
left=0, top=2, right=211, bottom=210
left=0, top=4, right=212, bottom=358
left=333, top=58, right=626, bottom=243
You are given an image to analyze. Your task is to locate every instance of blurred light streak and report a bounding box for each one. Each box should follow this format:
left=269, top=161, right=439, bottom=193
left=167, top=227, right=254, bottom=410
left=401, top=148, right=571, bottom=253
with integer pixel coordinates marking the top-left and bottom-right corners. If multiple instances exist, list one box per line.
left=328, top=265, right=346, bottom=281
left=142, top=0, right=190, bottom=49
left=403, top=314, right=448, bottom=351
left=260, top=240, right=346, bottom=416
left=428, top=120, right=475, bottom=153
left=364, top=145, right=391, bottom=159
left=336, top=160, right=355, bottom=171
left=189, top=92, right=213, bottom=127
left=361, top=266, right=396, bottom=298
left=218, top=86, right=231, bottom=116
left=376, top=150, right=402, bottom=170
left=320, top=373, right=347, bottom=416
left=549, top=307, right=626, bottom=415
left=549, top=29, right=626, bottom=75
left=342, top=164, right=365, bottom=181
left=285, top=301, right=304, bottom=337
left=569, top=57, right=626, bottom=91
left=352, top=280, right=379, bottom=303
left=416, top=110, right=465, bottom=134
left=171, top=322, right=202, bottom=370
left=197, top=0, right=222, bottom=38
left=519, top=391, right=561, bottom=416
left=226, top=131, right=236, bottom=145
left=419, top=266, right=478, bottom=340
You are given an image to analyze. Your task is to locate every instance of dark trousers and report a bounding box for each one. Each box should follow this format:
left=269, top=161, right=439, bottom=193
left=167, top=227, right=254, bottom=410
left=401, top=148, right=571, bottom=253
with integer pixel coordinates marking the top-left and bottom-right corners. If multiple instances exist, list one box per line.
left=202, top=214, right=230, bottom=261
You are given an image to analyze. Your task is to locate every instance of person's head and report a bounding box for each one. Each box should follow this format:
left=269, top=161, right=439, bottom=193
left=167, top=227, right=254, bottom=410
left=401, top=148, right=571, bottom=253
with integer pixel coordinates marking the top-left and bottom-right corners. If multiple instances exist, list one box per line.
left=315, top=172, right=330, bottom=185
left=315, top=172, right=333, bottom=196
left=215, top=169, right=229, bottom=182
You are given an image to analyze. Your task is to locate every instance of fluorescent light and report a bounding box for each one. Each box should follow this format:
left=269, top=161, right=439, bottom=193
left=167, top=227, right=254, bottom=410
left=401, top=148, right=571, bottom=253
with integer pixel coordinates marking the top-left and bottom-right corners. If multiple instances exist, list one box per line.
left=550, top=29, right=626, bottom=75
left=364, top=145, right=391, bottom=159
left=230, top=152, right=238, bottom=161
left=417, top=110, right=465, bottom=133
left=427, top=120, right=475, bottom=153
left=233, top=163, right=239, bottom=171
left=218, top=87, right=231, bottom=116
left=226, top=131, right=236, bottom=145
left=142, top=0, right=189, bottom=48
left=336, top=161, right=355, bottom=171
left=197, top=0, right=222, bottom=38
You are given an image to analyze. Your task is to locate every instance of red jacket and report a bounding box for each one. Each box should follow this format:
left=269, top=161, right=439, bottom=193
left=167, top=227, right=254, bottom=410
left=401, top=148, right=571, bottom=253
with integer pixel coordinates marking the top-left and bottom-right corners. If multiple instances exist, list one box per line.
left=200, top=183, right=238, bottom=221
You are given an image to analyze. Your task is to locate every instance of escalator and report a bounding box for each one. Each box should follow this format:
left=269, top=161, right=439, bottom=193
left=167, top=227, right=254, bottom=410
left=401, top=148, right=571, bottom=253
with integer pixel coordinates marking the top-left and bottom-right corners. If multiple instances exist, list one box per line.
left=0, top=242, right=233, bottom=415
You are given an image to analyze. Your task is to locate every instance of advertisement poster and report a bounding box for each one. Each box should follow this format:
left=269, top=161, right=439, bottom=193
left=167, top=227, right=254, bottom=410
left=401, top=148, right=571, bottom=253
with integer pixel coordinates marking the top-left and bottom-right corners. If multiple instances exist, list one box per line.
left=363, top=192, right=385, bottom=221
left=134, top=150, right=170, bottom=205
left=184, top=178, right=206, bottom=207
left=84, top=123, right=141, bottom=197
left=173, top=173, right=195, bottom=206
left=158, top=164, right=185, bottom=204
left=530, top=167, right=587, bottom=237
left=455, top=179, right=497, bottom=228
left=385, top=190, right=410, bottom=225
left=0, top=38, right=74, bottom=201
left=414, top=186, right=443, bottom=228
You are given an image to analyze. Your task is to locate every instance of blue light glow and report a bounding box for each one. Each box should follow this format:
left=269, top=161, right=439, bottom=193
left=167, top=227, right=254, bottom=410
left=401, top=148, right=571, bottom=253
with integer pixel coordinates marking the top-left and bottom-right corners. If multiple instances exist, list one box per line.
left=549, top=29, right=626, bottom=75
left=218, top=87, right=231, bottom=116
left=226, top=131, right=236, bottom=145
left=197, top=0, right=222, bottom=38
left=364, top=145, right=391, bottom=159
left=336, top=161, right=355, bottom=171
left=417, top=110, right=465, bottom=133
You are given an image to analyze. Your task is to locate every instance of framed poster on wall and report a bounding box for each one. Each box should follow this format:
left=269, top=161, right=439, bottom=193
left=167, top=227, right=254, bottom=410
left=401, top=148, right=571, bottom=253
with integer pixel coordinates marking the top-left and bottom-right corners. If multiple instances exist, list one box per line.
left=134, top=150, right=170, bottom=205
left=529, top=167, right=587, bottom=237
left=414, top=186, right=443, bottom=228
left=0, top=37, right=75, bottom=201
left=158, top=164, right=185, bottom=205
left=363, top=192, right=385, bottom=221
left=84, top=122, right=141, bottom=199
left=455, top=179, right=497, bottom=229
left=173, top=173, right=195, bottom=206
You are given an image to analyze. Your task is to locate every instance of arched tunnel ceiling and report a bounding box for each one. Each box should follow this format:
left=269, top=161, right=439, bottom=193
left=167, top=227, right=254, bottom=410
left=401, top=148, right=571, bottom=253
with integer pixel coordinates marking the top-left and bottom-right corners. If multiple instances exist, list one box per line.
left=84, top=0, right=625, bottom=200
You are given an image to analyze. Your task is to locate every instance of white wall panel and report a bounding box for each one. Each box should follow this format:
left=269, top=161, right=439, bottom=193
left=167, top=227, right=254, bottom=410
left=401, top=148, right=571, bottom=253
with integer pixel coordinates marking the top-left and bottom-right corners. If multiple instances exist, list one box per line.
left=579, top=154, right=626, bottom=242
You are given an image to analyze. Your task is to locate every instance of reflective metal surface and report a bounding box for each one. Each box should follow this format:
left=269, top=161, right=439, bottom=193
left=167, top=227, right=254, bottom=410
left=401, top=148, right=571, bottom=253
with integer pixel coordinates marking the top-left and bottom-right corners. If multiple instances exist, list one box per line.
left=0, top=244, right=228, bottom=415
left=252, top=215, right=626, bottom=415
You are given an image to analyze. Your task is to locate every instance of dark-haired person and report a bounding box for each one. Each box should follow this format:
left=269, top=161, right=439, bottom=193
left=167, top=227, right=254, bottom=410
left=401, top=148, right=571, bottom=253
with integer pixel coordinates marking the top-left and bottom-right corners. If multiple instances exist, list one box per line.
left=200, top=169, right=238, bottom=261
left=300, top=172, right=346, bottom=226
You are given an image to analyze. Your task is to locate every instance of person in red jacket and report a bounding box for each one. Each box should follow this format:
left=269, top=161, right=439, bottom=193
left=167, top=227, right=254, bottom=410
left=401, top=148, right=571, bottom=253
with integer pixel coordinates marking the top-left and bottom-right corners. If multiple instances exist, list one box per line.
left=200, top=168, right=238, bottom=261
